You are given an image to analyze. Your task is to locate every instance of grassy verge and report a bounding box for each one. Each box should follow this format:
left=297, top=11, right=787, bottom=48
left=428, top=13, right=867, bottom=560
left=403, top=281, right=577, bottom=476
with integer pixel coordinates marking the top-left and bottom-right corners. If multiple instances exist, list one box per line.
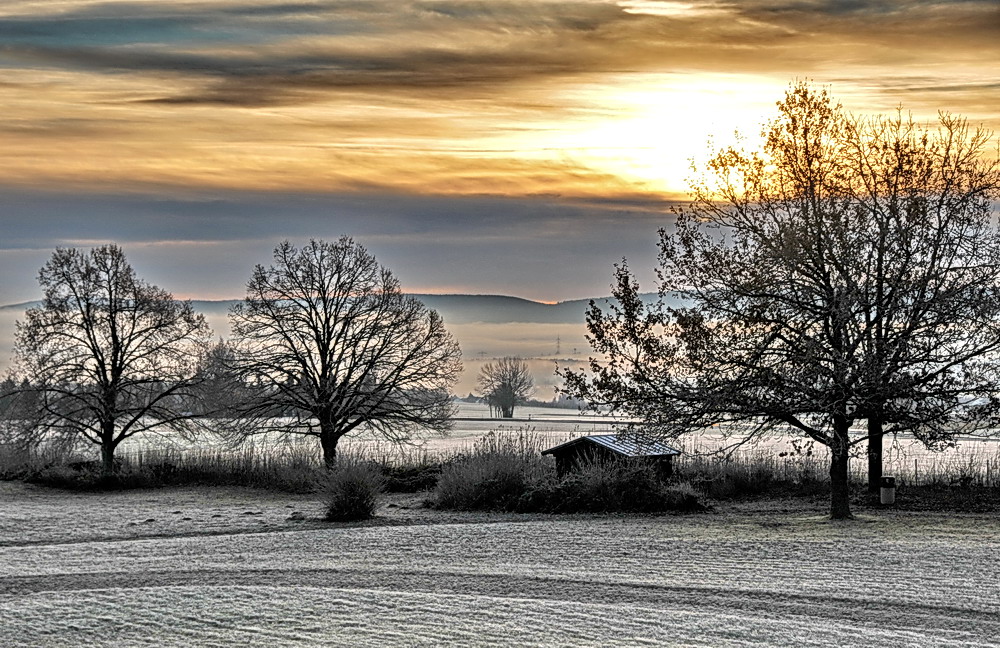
left=5, top=434, right=1000, bottom=513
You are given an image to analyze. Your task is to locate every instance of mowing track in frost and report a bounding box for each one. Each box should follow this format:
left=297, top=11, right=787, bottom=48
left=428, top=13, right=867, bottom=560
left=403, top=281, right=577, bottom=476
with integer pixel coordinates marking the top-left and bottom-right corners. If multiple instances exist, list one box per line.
left=1, top=485, right=999, bottom=646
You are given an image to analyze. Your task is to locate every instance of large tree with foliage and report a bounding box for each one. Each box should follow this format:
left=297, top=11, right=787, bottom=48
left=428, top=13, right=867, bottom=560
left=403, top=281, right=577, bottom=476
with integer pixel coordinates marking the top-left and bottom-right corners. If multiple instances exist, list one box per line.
left=563, top=83, right=1000, bottom=519
left=477, top=356, right=534, bottom=418
left=226, top=238, right=462, bottom=466
left=9, top=245, right=212, bottom=475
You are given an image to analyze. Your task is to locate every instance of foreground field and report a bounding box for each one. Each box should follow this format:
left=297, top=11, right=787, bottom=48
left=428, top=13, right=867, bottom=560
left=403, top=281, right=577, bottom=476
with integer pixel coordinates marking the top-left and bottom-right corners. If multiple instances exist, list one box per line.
left=1, top=483, right=998, bottom=647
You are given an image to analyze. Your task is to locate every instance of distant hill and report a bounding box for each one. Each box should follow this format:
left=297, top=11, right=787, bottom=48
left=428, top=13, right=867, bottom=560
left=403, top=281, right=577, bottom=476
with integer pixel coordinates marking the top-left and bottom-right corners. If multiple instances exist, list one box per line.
left=1, top=293, right=675, bottom=325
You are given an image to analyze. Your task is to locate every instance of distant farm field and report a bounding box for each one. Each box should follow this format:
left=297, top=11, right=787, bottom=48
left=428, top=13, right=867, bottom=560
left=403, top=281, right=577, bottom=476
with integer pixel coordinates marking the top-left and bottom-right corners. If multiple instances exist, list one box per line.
left=1, top=483, right=998, bottom=647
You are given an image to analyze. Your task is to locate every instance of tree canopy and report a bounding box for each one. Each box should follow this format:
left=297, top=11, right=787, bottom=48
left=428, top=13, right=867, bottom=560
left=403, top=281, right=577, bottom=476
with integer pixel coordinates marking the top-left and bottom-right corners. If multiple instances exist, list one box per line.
left=225, top=238, right=462, bottom=466
left=9, top=245, right=212, bottom=475
left=477, top=356, right=534, bottom=418
left=563, top=83, right=1000, bottom=519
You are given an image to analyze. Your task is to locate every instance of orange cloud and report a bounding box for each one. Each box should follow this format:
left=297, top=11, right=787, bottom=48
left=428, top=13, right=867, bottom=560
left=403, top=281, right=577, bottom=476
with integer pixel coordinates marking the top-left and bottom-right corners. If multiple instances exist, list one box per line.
left=0, top=0, right=995, bottom=198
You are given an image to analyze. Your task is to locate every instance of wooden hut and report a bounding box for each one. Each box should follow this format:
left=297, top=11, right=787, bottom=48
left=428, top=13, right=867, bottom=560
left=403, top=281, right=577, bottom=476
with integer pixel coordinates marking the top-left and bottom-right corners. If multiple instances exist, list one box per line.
left=541, top=434, right=681, bottom=479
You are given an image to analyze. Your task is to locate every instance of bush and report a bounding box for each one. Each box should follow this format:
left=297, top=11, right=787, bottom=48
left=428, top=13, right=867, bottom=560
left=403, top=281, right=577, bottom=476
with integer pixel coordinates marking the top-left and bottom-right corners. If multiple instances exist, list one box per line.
left=435, top=451, right=547, bottom=511
left=525, top=461, right=705, bottom=513
left=26, top=462, right=160, bottom=491
left=13, top=443, right=325, bottom=493
left=661, top=481, right=705, bottom=512
left=0, top=443, right=35, bottom=480
left=381, top=462, right=441, bottom=493
left=323, top=459, right=386, bottom=521
left=432, top=429, right=551, bottom=511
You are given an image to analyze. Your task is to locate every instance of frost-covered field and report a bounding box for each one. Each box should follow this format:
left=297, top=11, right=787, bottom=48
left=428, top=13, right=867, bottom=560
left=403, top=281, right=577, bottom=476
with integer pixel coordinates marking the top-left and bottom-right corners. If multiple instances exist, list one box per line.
left=1, top=483, right=999, bottom=647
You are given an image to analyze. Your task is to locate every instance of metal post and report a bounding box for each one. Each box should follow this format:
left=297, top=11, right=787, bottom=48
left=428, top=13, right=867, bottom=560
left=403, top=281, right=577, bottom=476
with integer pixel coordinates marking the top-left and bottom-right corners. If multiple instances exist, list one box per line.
left=880, top=476, right=896, bottom=505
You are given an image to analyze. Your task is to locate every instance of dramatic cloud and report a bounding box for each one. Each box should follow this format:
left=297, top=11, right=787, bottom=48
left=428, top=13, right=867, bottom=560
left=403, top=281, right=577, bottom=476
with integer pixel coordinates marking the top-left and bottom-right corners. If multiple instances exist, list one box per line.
left=0, top=0, right=996, bottom=196
left=0, top=0, right=996, bottom=304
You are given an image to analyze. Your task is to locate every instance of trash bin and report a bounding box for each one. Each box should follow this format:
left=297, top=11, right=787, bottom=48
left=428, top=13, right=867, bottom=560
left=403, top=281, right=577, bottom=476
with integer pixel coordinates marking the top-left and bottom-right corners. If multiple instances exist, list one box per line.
left=880, top=476, right=896, bottom=505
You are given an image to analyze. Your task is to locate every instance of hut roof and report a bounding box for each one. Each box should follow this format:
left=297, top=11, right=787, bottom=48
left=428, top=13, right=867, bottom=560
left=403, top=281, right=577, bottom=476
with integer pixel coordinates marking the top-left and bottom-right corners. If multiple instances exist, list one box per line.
left=542, top=434, right=681, bottom=458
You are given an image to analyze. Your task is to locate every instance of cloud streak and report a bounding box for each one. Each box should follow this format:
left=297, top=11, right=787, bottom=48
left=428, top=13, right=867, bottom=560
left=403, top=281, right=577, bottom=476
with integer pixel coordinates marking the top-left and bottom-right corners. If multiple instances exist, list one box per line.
left=3, top=2, right=996, bottom=107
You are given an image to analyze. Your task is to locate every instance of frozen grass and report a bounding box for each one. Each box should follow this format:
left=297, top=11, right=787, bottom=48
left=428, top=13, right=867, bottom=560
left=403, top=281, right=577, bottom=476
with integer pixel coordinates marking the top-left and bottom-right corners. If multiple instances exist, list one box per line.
left=1, top=481, right=999, bottom=647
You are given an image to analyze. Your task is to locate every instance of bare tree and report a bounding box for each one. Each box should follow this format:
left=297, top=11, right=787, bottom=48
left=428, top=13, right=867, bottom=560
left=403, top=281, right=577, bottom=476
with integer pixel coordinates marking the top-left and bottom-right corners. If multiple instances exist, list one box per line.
left=477, top=356, right=534, bottom=418
left=226, top=238, right=462, bottom=467
left=9, top=245, right=212, bottom=475
left=842, top=110, right=1000, bottom=493
left=563, top=83, right=1000, bottom=519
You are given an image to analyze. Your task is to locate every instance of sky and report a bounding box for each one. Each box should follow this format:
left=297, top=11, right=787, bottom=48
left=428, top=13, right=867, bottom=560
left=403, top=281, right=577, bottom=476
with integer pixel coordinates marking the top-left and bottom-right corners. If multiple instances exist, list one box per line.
left=1, top=0, right=998, bottom=305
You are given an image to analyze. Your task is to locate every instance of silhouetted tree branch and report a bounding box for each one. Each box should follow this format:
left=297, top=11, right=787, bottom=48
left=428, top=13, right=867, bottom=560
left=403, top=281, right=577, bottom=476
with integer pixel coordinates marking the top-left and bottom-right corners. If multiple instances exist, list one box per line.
left=225, top=238, right=462, bottom=467
left=8, top=245, right=212, bottom=475
left=563, top=82, right=1000, bottom=519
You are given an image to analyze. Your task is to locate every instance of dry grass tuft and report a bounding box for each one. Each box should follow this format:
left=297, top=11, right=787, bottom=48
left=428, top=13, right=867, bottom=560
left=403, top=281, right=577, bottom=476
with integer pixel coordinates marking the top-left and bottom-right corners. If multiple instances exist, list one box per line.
left=323, top=458, right=387, bottom=522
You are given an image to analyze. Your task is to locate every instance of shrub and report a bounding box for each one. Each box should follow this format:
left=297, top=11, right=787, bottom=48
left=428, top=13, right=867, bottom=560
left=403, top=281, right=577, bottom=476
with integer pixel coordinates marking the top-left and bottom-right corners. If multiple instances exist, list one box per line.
left=435, top=451, right=548, bottom=511
left=529, top=461, right=705, bottom=513
left=15, top=443, right=325, bottom=493
left=661, top=481, right=705, bottom=512
left=26, top=462, right=160, bottom=491
left=323, top=459, right=387, bottom=522
left=382, top=462, right=441, bottom=492
left=0, top=443, right=35, bottom=480
left=432, top=429, right=551, bottom=511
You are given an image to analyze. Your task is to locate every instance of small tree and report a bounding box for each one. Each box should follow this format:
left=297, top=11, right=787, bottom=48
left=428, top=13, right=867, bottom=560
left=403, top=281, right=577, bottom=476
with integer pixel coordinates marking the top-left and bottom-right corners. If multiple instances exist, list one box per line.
left=477, top=356, right=534, bottom=418
left=10, top=245, right=212, bottom=475
left=563, top=83, right=1000, bottom=519
left=226, top=238, right=462, bottom=467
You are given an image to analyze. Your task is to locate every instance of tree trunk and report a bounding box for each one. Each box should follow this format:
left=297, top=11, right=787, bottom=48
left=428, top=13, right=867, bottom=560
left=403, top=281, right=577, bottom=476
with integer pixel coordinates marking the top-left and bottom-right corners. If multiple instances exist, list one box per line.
left=100, top=418, right=117, bottom=476
left=320, top=433, right=340, bottom=468
left=319, top=416, right=341, bottom=469
left=867, top=417, right=884, bottom=495
left=101, top=442, right=117, bottom=477
left=829, top=421, right=853, bottom=519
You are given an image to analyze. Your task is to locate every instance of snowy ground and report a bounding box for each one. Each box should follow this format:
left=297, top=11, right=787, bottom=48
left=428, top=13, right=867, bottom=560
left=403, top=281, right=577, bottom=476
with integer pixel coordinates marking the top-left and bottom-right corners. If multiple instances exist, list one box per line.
left=1, top=483, right=999, bottom=647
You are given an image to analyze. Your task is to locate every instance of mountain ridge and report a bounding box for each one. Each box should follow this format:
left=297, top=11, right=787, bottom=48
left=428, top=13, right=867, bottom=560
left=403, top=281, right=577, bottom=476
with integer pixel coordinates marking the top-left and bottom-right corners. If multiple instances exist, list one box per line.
left=0, top=293, right=670, bottom=325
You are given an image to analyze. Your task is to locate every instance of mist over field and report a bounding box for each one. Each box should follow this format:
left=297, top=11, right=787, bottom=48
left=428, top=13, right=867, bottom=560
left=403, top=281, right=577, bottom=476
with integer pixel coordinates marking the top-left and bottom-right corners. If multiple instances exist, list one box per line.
left=0, top=293, right=643, bottom=396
